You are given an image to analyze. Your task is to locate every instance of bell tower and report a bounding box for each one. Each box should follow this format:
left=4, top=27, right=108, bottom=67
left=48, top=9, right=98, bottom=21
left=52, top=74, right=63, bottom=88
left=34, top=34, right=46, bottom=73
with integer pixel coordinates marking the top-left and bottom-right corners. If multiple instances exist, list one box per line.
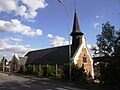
left=70, top=11, right=83, bottom=55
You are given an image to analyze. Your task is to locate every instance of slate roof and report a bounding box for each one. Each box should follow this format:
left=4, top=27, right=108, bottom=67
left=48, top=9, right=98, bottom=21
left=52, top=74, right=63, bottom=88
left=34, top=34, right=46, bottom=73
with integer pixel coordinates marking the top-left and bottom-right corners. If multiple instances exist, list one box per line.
left=25, top=45, right=69, bottom=65
left=70, top=11, right=83, bottom=36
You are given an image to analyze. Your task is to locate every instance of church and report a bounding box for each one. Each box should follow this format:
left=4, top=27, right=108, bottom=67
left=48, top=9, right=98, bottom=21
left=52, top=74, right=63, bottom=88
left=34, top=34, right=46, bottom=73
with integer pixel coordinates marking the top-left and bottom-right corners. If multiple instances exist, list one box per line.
left=25, top=10, right=94, bottom=78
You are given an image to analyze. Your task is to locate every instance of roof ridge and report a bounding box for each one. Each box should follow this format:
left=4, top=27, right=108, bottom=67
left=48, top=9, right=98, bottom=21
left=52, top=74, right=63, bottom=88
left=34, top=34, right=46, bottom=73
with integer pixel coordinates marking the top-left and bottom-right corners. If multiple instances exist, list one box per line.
left=29, top=45, right=69, bottom=53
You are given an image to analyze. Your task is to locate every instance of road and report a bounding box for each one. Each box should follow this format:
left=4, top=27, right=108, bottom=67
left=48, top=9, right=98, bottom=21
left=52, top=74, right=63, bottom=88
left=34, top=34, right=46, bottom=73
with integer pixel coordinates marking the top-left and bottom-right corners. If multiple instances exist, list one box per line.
left=0, top=72, right=81, bottom=90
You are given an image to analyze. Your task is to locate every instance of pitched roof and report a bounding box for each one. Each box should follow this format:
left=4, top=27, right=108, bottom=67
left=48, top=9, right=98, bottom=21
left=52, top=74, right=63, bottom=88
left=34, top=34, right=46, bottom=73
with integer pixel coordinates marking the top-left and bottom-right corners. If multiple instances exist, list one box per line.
left=1, top=57, right=8, bottom=63
left=19, top=57, right=27, bottom=65
left=70, top=11, right=83, bottom=36
left=25, top=45, right=69, bottom=65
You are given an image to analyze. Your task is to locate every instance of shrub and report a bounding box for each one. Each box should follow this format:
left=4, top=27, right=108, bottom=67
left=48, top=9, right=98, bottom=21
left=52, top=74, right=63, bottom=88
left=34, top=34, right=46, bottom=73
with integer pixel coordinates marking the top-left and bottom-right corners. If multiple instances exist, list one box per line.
left=18, top=65, right=27, bottom=74
left=25, top=65, right=34, bottom=74
left=62, top=64, right=88, bottom=82
left=47, top=65, right=56, bottom=77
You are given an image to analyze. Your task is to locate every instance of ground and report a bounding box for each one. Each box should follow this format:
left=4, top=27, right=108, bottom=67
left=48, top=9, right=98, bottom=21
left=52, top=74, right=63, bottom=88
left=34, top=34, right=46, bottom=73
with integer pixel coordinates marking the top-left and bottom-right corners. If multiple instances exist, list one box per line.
left=0, top=72, right=81, bottom=90
left=0, top=72, right=111, bottom=90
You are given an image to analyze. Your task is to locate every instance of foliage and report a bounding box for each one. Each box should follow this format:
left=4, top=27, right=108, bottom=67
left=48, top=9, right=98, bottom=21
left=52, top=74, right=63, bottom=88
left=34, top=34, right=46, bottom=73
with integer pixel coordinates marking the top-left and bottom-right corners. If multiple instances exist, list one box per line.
left=18, top=65, right=27, bottom=74
left=62, top=64, right=88, bottom=82
left=18, top=65, right=56, bottom=77
left=62, top=64, right=69, bottom=79
left=71, top=64, right=85, bottom=81
left=114, top=30, right=120, bottom=56
left=42, top=66, right=48, bottom=76
left=41, top=65, right=56, bottom=77
left=106, top=57, right=120, bottom=85
left=93, top=56, right=120, bottom=88
left=47, top=65, right=56, bottom=77
left=33, top=66, right=39, bottom=75
left=18, top=64, right=89, bottom=83
left=92, top=21, right=116, bottom=56
left=91, top=21, right=120, bottom=87
left=25, top=65, right=34, bottom=74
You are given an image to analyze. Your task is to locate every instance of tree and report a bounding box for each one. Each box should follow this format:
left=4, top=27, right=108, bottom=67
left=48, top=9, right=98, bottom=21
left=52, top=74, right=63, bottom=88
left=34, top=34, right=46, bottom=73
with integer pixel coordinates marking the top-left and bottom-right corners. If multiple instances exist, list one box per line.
left=114, top=30, right=120, bottom=56
left=92, top=22, right=120, bottom=86
left=92, top=22, right=116, bottom=57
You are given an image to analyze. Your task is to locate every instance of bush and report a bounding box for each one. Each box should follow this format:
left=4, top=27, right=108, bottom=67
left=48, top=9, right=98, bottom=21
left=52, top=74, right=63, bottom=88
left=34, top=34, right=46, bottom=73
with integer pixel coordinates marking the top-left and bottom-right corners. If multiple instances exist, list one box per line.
left=25, top=65, right=34, bottom=74
left=42, top=66, right=47, bottom=76
left=62, top=64, right=88, bottom=82
left=71, top=65, right=86, bottom=81
left=105, top=58, right=120, bottom=85
left=47, top=65, right=56, bottom=77
left=18, top=65, right=27, bottom=74
left=42, top=65, right=56, bottom=77
left=62, top=64, right=69, bottom=79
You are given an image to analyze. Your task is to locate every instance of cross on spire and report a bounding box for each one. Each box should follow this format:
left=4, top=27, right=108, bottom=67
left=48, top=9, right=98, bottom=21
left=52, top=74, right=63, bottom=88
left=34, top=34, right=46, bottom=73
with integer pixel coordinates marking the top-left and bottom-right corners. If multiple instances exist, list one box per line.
left=74, top=0, right=77, bottom=12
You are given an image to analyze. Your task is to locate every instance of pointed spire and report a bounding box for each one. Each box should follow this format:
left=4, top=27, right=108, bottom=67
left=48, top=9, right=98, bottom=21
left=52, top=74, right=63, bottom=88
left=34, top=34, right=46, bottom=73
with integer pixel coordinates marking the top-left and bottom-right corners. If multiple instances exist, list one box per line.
left=70, top=1, right=84, bottom=56
left=70, top=11, right=83, bottom=36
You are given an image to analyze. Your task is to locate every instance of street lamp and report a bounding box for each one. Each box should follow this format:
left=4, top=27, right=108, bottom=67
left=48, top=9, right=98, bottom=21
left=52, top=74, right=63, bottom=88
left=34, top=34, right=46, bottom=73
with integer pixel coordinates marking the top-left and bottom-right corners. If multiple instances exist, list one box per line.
left=58, top=0, right=71, bottom=82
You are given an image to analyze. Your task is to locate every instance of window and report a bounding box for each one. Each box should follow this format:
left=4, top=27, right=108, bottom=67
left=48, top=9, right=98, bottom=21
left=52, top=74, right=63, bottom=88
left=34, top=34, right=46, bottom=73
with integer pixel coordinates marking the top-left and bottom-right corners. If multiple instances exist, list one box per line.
left=83, top=54, right=87, bottom=63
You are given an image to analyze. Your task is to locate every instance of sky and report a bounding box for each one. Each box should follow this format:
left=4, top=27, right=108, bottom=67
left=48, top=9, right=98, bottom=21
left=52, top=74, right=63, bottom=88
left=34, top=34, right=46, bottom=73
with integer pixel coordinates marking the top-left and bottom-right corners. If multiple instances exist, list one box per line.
left=0, top=0, right=120, bottom=61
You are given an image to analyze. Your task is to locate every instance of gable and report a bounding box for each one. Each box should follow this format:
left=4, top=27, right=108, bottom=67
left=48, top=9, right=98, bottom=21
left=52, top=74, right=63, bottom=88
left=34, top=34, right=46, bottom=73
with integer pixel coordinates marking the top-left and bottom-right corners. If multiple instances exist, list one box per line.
left=72, top=36, right=93, bottom=65
left=10, top=55, right=19, bottom=65
left=77, top=48, right=92, bottom=67
left=19, top=57, right=27, bottom=65
left=71, top=36, right=94, bottom=77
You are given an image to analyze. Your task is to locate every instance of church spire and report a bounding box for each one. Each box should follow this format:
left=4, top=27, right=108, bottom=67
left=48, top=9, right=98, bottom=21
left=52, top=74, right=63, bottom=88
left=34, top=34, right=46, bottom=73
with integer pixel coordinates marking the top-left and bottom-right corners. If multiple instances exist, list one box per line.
left=70, top=11, right=83, bottom=36
left=70, top=4, right=84, bottom=55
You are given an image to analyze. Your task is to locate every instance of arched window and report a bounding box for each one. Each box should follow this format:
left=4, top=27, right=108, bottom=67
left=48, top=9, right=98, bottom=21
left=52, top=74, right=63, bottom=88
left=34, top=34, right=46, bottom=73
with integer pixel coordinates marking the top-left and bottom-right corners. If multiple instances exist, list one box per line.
left=83, top=54, right=87, bottom=63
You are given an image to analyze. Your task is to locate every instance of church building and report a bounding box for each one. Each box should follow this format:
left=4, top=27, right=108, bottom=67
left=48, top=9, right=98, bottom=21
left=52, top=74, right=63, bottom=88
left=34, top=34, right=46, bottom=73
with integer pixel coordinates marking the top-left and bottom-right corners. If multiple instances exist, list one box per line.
left=9, top=54, right=27, bottom=72
left=25, top=10, right=94, bottom=78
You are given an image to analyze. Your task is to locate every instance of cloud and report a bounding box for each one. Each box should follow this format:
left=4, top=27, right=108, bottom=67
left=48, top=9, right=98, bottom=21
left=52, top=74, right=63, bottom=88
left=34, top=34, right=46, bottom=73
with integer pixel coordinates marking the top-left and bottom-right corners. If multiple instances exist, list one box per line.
left=0, top=0, right=48, bottom=20
left=10, top=37, right=22, bottom=42
left=25, top=45, right=31, bottom=47
left=47, top=33, right=53, bottom=38
left=15, top=5, right=27, bottom=16
left=96, top=15, right=99, bottom=19
left=0, top=37, right=22, bottom=47
left=51, top=36, right=69, bottom=47
left=96, top=15, right=104, bottom=19
left=35, top=29, right=43, bottom=36
left=21, top=0, right=48, bottom=19
left=0, top=0, right=17, bottom=12
left=93, top=22, right=100, bottom=29
left=22, top=0, right=48, bottom=9
left=0, top=19, right=43, bottom=36
left=0, top=38, right=35, bottom=60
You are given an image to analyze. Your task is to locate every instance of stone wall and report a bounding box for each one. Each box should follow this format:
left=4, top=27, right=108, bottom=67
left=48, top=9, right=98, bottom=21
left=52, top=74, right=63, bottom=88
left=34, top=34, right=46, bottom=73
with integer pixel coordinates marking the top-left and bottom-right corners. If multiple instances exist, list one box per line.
left=77, top=48, right=93, bottom=76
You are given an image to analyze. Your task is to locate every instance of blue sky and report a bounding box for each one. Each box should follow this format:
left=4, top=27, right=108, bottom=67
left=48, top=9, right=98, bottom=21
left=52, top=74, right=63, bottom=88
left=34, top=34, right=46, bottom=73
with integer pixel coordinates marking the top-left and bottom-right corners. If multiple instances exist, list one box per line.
left=0, top=0, right=120, bottom=60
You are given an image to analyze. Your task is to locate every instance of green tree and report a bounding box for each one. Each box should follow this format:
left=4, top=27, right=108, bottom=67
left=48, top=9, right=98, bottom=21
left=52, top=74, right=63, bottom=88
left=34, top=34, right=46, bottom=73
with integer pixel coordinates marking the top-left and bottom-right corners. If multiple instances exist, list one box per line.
left=92, top=22, right=116, bottom=56
left=92, top=22, right=120, bottom=86
left=114, top=30, right=120, bottom=56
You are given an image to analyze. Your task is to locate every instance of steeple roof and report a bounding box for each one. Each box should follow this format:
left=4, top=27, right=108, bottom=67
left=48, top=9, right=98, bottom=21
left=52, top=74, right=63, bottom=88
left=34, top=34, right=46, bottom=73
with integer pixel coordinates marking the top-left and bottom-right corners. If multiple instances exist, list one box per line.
left=70, top=11, right=83, bottom=36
